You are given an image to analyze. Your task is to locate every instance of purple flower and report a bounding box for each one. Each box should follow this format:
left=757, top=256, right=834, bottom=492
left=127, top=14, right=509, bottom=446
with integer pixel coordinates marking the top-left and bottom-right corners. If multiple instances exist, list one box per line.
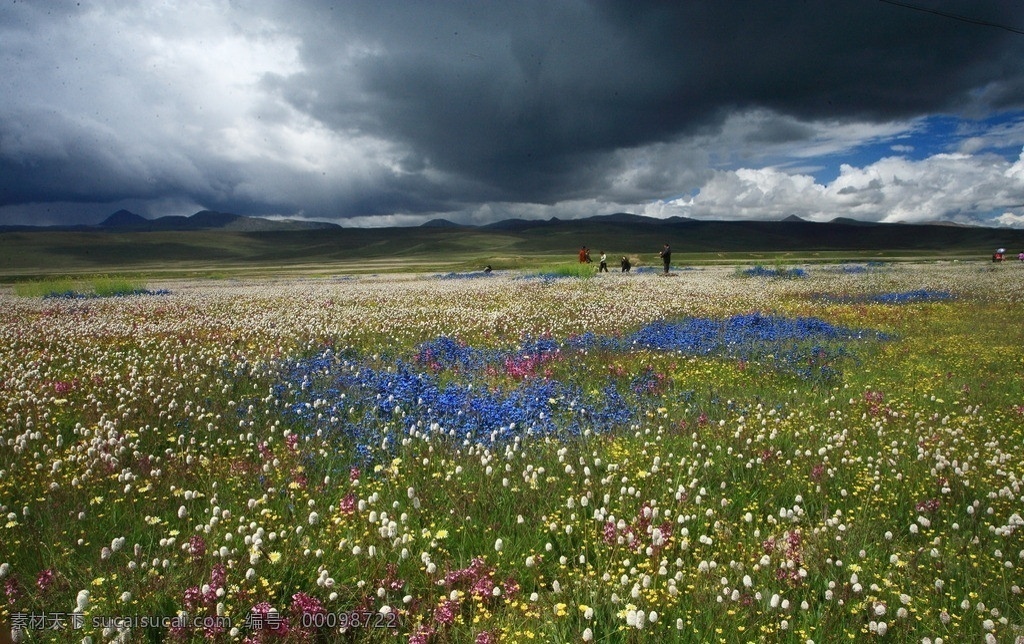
left=290, top=592, right=324, bottom=617
left=36, top=569, right=56, bottom=593
left=186, top=535, right=207, bottom=562
left=210, top=563, right=227, bottom=591
left=434, top=599, right=459, bottom=626
left=475, top=630, right=498, bottom=644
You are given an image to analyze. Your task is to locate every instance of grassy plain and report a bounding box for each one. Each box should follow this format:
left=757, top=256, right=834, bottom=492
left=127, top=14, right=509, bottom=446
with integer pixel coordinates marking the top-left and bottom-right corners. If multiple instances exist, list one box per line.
left=3, top=219, right=1021, bottom=281
left=1, top=262, right=1023, bottom=642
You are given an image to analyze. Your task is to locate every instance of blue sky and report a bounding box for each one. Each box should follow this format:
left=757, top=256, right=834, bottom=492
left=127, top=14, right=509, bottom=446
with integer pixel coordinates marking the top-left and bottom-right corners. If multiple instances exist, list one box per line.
left=1, top=1, right=1023, bottom=228
left=803, top=111, right=1024, bottom=183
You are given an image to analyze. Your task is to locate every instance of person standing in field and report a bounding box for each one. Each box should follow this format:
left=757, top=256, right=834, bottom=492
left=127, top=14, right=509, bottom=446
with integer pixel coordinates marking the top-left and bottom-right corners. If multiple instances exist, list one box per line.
left=579, top=246, right=587, bottom=263
left=621, top=256, right=632, bottom=272
left=599, top=251, right=608, bottom=272
left=659, top=243, right=671, bottom=274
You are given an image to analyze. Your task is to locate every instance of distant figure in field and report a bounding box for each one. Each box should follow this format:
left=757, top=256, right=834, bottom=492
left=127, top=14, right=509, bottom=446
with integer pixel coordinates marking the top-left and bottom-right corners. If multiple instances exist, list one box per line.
left=1019, top=252, right=1024, bottom=262
left=659, top=243, right=671, bottom=274
left=579, top=246, right=587, bottom=263
left=484, top=265, right=492, bottom=274
left=621, top=256, right=632, bottom=272
left=584, top=247, right=592, bottom=263
left=599, top=251, right=608, bottom=272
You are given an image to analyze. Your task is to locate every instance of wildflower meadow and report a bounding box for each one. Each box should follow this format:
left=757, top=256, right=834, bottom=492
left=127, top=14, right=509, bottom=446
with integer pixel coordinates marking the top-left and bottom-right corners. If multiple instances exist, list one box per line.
left=2, top=262, right=1023, bottom=643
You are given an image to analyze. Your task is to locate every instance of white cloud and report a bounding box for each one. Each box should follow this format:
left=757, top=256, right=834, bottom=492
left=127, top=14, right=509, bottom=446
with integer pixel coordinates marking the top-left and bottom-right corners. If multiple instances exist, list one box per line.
left=994, top=212, right=1024, bottom=228
left=639, top=148, right=1024, bottom=227
left=0, top=1, right=418, bottom=217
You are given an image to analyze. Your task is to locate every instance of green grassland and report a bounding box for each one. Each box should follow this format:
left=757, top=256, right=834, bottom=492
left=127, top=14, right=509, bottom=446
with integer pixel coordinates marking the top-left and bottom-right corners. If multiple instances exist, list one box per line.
left=2, top=218, right=1022, bottom=280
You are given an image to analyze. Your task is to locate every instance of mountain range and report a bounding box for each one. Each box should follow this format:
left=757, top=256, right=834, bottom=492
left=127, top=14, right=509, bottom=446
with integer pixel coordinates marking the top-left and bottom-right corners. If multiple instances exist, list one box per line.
left=0, top=209, right=1012, bottom=235
left=2, top=210, right=1022, bottom=259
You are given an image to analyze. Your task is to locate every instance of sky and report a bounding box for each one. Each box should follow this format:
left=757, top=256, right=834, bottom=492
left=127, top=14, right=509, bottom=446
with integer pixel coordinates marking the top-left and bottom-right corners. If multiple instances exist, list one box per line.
left=2, top=1, right=1024, bottom=228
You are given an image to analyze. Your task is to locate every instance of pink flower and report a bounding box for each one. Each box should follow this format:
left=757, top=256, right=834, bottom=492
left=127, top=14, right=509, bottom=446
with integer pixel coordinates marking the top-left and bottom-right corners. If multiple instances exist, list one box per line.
left=433, top=599, right=459, bottom=625
left=5, top=577, right=21, bottom=605
left=475, top=630, right=498, bottom=644
left=186, top=535, right=207, bottom=562
left=290, top=592, right=324, bottom=617
left=36, top=569, right=56, bottom=593
left=340, top=492, right=357, bottom=515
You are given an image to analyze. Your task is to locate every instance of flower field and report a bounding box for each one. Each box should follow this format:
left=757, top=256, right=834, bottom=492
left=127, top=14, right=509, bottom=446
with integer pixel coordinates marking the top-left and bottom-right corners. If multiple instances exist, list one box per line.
left=2, top=263, right=1023, bottom=643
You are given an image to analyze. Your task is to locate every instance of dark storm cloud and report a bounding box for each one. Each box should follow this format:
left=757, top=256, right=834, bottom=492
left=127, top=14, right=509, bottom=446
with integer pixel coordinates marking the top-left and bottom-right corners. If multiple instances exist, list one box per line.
left=1, top=0, right=1023, bottom=225
left=264, top=0, right=1024, bottom=205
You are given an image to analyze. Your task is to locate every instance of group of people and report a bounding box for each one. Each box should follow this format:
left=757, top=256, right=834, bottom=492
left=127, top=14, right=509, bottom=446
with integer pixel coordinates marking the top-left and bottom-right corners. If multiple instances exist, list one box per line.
left=991, top=249, right=1024, bottom=262
left=578, top=243, right=672, bottom=274
left=578, top=246, right=635, bottom=272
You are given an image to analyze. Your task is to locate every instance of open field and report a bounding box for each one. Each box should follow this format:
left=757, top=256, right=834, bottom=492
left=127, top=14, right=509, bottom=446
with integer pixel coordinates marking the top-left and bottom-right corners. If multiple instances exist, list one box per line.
left=3, top=219, right=1023, bottom=280
left=2, top=263, right=1023, bottom=642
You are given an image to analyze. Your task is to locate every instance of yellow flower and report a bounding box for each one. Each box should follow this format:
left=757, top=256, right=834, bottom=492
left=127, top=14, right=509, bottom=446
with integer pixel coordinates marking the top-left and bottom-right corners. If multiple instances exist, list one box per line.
left=268, top=552, right=282, bottom=564
left=434, top=529, right=449, bottom=539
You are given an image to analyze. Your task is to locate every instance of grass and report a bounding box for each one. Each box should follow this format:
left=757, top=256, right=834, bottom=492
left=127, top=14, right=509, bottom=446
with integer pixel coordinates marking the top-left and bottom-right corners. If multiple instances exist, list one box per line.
left=92, top=276, right=148, bottom=297
left=532, top=262, right=600, bottom=279
left=1, top=264, right=1023, bottom=642
left=12, top=275, right=149, bottom=298
left=11, top=277, right=80, bottom=298
left=1, top=221, right=1019, bottom=281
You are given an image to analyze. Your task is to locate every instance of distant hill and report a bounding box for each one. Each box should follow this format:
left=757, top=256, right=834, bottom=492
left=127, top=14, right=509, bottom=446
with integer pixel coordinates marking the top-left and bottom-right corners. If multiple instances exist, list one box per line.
left=99, top=209, right=148, bottom=227
left=420, top=218, right=464, bottom=228
left=587, top=212, right=659, bottom=225
left=188, top=210, right=242, bottom=228
left=829, top=217, right=881, bottom=226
